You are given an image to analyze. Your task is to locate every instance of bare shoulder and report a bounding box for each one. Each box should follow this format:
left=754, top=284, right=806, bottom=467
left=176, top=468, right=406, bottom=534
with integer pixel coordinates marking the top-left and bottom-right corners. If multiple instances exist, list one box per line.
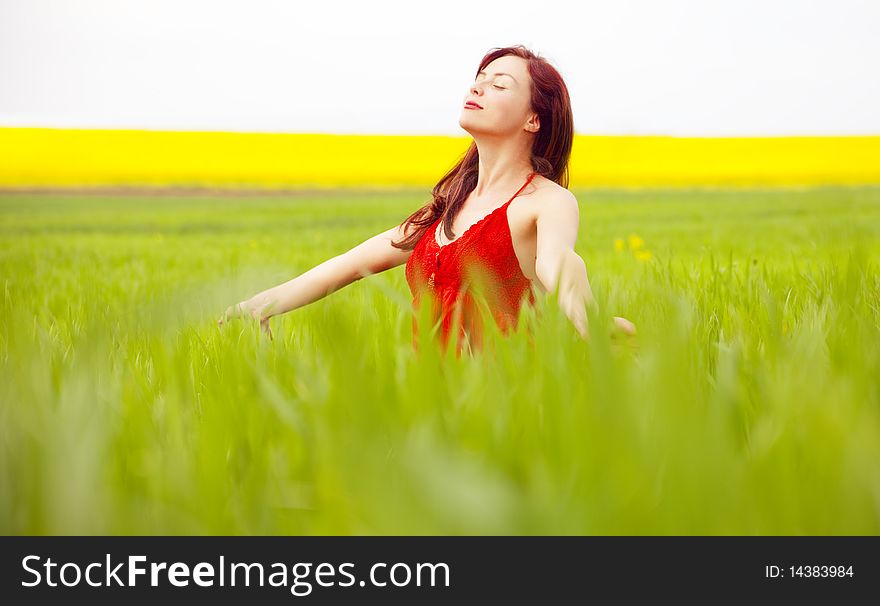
left=529, top=175, right=579, bottom=220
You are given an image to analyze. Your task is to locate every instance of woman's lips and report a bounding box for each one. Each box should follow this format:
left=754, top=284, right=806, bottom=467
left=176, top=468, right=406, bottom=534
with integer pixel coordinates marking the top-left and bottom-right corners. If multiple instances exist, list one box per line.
left=464, top=102, right=482, bottom=109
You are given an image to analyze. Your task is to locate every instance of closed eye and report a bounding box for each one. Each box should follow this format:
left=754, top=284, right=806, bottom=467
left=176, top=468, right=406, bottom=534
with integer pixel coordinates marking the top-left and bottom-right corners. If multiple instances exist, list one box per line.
left=493, top=85, right=505, bottom=90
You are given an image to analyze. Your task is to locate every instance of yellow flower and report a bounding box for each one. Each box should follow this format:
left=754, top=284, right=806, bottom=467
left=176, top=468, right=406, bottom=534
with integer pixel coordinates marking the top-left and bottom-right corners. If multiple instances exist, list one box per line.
left=613, top=238, right=625, bottom=252
left=634, top=249, right=652, bottom=262
left=628, top=234, right=644, bottom=251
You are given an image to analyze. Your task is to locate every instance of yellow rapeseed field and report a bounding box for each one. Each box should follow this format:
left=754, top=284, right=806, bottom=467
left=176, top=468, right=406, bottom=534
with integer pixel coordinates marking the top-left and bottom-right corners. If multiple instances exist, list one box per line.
left=1, top=127, right=878, bottom=189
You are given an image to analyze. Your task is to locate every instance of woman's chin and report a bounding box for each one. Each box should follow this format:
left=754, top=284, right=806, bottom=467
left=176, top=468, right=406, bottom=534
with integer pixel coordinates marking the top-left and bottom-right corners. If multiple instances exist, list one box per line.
left=458, top=118, right=493, bottom=137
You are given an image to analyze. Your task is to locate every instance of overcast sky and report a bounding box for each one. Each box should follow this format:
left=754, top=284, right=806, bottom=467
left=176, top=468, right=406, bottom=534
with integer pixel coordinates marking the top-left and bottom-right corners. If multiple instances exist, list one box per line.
left=1, top=0, right=877, bottom=136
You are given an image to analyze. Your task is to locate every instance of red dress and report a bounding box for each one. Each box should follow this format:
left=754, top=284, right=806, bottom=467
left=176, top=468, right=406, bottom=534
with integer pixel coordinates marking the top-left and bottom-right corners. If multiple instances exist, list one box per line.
left=405, top=172, right=538, bottom=356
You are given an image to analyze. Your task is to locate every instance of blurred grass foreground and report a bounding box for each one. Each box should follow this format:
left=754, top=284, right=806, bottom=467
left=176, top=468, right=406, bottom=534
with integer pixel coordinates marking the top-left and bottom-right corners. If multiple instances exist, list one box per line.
left=0, top=128, right=879, bottom=534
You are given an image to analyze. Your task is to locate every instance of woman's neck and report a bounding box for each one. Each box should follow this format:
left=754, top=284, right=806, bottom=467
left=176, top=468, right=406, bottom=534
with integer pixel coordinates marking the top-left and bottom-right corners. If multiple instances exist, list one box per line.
left=471, top=136, right=533, bottom=196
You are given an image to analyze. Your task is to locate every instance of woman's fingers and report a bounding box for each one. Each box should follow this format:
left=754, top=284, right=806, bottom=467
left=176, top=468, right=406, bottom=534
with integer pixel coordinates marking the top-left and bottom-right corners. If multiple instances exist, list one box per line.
left=260, top=317, right=273, bottom=341
left=609, top=316, right=639, bottom=354
left=217, top=306, right=231, bottom=327
left=612, top=316, right=637, bottom=336
left=218, top=303, right=245, bottom=328
left=217, top=302, right=273, bottom=340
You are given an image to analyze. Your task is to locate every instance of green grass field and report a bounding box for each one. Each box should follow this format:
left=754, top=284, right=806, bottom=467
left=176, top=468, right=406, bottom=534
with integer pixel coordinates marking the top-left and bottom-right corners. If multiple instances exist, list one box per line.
left=1, top=185, right=878, bottom=535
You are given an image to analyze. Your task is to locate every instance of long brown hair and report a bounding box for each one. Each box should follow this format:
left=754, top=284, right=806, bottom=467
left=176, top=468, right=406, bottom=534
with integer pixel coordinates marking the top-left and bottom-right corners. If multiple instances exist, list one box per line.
left=391, top=44, right=574, bottom=251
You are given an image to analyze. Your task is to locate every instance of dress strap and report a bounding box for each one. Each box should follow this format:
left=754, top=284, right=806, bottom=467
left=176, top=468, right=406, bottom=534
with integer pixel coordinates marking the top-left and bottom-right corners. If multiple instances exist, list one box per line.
left=506, top=171, right=537, bottom=205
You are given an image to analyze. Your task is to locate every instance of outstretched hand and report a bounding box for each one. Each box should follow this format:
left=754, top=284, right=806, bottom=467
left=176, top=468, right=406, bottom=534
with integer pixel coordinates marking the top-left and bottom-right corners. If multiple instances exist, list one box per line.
left=217, top=301, right=274, bottom=341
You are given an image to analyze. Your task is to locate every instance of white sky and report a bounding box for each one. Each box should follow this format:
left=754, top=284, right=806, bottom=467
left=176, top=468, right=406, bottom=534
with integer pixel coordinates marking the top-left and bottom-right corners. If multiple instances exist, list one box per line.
left=0, top=0, right=878, bottom=136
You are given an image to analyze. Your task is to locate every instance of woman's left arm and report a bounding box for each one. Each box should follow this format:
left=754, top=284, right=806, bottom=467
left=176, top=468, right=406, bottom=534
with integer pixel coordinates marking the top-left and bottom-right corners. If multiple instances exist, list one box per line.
left=534, top=190, right=636, bottom=340
left=534, top=189, right=594, bottom=338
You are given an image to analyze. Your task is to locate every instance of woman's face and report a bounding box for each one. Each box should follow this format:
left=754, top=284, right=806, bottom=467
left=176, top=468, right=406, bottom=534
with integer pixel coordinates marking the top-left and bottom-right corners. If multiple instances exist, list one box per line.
left=459, top=55, right=537, bottom=137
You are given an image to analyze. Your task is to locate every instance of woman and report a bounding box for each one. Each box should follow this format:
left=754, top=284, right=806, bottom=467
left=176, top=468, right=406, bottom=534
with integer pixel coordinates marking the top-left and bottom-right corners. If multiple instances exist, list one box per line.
left=219, top=45, right=636, bottom=354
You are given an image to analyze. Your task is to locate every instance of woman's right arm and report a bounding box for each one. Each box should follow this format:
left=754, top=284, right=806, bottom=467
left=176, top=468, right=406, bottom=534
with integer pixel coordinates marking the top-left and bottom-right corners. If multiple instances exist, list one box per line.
left=218, top=221, right=415, bottom=332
